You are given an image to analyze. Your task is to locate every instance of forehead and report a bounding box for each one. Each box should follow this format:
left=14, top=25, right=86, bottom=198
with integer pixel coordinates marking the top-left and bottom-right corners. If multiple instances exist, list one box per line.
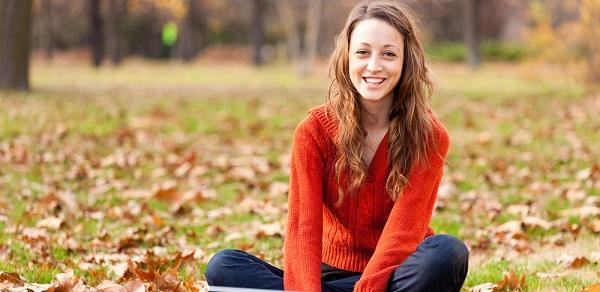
left=350, top=18, right=403, bottom=48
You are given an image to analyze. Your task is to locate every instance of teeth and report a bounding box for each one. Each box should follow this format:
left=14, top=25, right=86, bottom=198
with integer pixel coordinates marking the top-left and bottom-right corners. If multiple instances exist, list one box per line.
left=365, top=78, right=384, bottom=84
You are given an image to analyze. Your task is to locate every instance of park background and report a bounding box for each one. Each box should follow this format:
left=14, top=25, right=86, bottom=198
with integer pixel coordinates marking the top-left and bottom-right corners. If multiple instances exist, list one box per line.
left=0, top=0, right=599, bottom=291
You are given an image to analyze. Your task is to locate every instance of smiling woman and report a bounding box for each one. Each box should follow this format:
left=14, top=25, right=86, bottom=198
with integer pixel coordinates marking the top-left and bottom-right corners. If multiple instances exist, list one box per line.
left=205, top=1, right=469, bottom=291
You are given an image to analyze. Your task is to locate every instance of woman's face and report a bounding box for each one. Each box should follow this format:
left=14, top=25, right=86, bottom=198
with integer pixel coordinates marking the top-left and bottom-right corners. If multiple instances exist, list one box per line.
left=348, top=18, right=404, bottom=106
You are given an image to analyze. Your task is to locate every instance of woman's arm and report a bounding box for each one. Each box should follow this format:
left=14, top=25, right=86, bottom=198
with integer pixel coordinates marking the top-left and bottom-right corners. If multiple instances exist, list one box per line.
left=283, top=114, right=327, bottom=292
left=353, top=122, right=450, bottom=292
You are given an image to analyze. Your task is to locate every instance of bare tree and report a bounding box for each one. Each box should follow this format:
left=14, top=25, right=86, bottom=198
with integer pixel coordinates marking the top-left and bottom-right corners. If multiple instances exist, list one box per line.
left=40, top=0, right=53, bottom=60
left=463, top=0, right=481, bottom=68
left=276, top=0, right=301, bottom=61
left=0, top=0, right=33, bottom=91
left=106, top=0, right=123, bottom=66
left=276, top=0, right=322, bottom=75
left=300, top=0, right=322, bottom=75
left=89, top=0, right=104, bottom=67
left=177, top=0, right=205, bottom=62
left=251, top=0, right=266, bottom=66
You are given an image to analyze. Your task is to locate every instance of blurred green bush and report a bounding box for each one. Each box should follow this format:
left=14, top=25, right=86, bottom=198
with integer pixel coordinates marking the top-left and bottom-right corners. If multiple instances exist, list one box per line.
left=426, top=42, right=526, bottom=62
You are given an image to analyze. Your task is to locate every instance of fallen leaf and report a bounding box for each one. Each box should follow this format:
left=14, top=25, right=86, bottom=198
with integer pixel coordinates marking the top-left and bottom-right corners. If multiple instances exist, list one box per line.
left=96, top=280, right=122, bottom=292
left=470, top=282, right=498, bottom=292
left=496, top=270, right=526, bottom=290
left=583, top=284, right=600, bottom=292
left=0, top=271, right=24, bottom=286
left=36, top=216, right=63, bottom=230
left=556, top=254, right=589, bottom=268
left=121, top=279, right=145, bottom=292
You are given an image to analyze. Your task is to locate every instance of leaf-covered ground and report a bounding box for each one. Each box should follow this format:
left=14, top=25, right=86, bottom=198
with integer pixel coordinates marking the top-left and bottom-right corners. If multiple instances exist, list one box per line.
left=0, top=58, right=599, bottom=291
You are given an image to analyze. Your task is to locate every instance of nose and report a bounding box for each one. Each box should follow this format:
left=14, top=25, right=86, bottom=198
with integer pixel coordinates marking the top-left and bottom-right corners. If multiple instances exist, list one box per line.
left=366, top=56, right=382, bottom=73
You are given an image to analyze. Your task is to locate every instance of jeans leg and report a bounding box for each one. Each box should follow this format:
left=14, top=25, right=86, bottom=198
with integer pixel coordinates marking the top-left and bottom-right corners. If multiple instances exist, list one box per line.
left=387, top=234, right=469, bottom=292
left=322, top=274, right=361, bottom=292
left=205, top=249, right=284, bottom=290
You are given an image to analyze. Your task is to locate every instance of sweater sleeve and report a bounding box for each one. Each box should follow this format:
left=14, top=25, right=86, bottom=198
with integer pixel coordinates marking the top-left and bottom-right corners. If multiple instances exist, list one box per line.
left=353, top=122, right=450, bottom=292
left=283, top=114, right=326, bottom=292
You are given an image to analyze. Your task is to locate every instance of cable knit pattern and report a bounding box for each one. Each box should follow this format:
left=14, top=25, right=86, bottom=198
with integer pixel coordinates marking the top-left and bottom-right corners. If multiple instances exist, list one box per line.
left=283, top=105, right=449, bottom=292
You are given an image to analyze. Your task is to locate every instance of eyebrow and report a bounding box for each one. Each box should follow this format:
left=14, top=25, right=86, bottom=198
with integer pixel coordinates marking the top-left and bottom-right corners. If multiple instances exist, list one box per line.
left=357, top=42, right=400, bottom=49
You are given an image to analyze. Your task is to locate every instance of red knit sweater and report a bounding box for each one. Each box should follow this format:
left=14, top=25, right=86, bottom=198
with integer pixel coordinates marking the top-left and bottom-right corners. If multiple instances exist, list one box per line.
left=283, top=105, right=449, bottom=292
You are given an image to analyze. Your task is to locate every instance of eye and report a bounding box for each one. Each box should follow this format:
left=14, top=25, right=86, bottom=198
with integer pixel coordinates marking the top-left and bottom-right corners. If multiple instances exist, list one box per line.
left=355, top=49, right=369, bottom=56
left=383, top=51, right=397, bottom=57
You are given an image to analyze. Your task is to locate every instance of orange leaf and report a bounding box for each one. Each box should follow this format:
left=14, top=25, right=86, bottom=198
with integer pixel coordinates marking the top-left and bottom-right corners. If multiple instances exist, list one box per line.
left=0, top=272, right=24, bottom=286
left=582, top=284, right=600, bottom=292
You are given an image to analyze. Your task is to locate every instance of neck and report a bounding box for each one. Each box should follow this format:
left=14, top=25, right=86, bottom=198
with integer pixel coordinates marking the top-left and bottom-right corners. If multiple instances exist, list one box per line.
left=360, top=96, right=392, bottom=131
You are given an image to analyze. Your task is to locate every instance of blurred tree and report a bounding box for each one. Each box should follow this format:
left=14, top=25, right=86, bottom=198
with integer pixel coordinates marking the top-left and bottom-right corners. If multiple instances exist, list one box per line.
left=40, top=0, right=53, bottom=60
left=106, top=0, right=125, bottom=66
left=276, top=0, right=322, bottom=74
left=299, top=0, right=322, bottom=75
left=175, top=0, right=206, bottom=62
left=252, top=0, right=266, bottom=66
left=581, top=0, right=600, bottom=82
left=276, top=0, right=301, bottom=61
left=463, top=0, right=481, bottom=68
left=0, top=0, right=33, bottom=91
left=89, top=0, right=104, bottom=67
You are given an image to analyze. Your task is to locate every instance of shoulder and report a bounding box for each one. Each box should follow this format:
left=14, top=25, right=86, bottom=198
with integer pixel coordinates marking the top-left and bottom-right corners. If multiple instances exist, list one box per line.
left=294, top=104, right=336, bottom=141
left=292, top=105, right=333, bottom=149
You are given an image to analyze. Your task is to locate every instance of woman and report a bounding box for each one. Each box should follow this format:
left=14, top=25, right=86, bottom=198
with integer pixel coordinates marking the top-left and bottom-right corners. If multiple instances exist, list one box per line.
left=205, top=1, right=469, bottom=291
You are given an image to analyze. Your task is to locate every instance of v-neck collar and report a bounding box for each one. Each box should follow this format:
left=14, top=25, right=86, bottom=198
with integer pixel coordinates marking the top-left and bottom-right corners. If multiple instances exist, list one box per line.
left=366, top=131, right=388, bottom=181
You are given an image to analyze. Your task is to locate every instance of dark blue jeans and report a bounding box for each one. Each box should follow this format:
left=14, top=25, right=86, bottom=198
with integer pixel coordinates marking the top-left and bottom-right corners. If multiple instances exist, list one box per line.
left=205, top=234, right=469, bottom=292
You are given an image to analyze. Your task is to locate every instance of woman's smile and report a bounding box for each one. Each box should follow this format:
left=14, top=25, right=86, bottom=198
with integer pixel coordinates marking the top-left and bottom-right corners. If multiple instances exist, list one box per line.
left=363, top=77, right=387, bottom=88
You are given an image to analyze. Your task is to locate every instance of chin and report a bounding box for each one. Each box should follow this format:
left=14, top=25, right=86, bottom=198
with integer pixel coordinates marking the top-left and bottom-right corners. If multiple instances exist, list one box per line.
left=359, top=90, right=388, bottom=102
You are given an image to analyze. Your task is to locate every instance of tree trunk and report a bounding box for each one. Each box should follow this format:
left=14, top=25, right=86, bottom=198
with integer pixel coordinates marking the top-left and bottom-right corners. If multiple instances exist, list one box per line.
left=299, top=0, right=322, bottom=75
left=463, top=0, right=481, bottom=68
left=40, top=0, right=53, bottom=60
left=177, top=0, right=205, bottom=62
left=0, top=0, right=33, bottom=91
left=582, top=0, right=600, bottom=83
left=276, top=0, right=300, bottom=61
left=106, top=0, right=122, bottom=66
left=251, top=0, right=266, bottom=66
left=89, top=0, right=104, bottom=67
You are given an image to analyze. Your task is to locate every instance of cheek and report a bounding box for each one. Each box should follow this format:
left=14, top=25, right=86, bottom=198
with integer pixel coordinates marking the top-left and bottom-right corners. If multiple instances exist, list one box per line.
left=348, top=60, right=362, bottom=85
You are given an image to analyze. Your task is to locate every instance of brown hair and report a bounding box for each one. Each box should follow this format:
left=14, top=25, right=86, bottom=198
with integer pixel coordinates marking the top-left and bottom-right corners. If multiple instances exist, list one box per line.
left=326, top=0, right=435, bottom=205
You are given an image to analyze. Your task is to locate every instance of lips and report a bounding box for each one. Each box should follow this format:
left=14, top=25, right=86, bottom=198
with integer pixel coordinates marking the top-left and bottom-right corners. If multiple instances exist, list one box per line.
left=362, top=77, right=386, bottom=89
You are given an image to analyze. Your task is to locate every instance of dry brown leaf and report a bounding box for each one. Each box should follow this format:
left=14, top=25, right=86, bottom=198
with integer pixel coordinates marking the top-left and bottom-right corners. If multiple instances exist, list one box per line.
left=36, top=216, right=63, bottom=230
left=583, top=284, right=600, bottom=292
left=121, top=279, right=145, bottom=292
left=49, top=271, right=85, bottom=292
left=495, top=220, right=524, bottom=237
left=535, top=271, right=568, bottom=279
left=522, top=216, right=552, bottom=230
left=0, top=271, right=24, bottom=286
left=108, top=262, right=128, bottom=279
left=154, top=269, right=186, bottom=292
left=495, top=270, right=526, bottom=291
left=562, top=206, right=600, bottom=218
left=557, top=254, right=590, bottom=268
left=56, top=190, right=78, bottom=214
left=128, top=260, right=157, bottom=282
left=470, top=282, right=498, bottom=292
left=153, top=180, right=179, bottom=202
left=590, top=252, right=600, bottom=264
left=96, top=280, right=122, bottom=292
left=588, top=219, right=600, bottom=233
left=22, top=227, right=49, bottom=241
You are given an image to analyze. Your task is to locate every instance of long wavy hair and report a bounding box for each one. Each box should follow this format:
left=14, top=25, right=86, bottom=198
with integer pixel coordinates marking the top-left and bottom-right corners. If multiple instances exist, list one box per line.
left=327, top=0, right=435, bottom=205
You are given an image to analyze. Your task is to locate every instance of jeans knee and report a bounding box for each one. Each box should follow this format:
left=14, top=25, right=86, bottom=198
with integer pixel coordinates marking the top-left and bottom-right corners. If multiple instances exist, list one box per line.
left=429, top=234, right=469, bottom=271
left=205, top=249, right=244, bottom=284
